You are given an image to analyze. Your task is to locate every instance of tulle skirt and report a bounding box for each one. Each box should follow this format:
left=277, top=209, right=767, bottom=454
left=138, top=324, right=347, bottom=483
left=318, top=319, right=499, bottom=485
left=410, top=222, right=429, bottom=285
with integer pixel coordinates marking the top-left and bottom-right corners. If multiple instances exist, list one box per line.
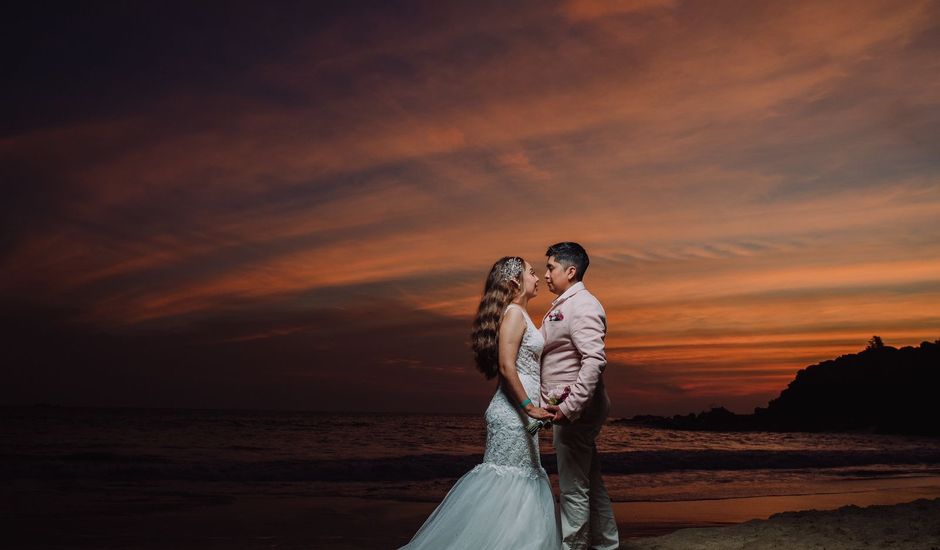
left=400, top=462, right=561, bottom=549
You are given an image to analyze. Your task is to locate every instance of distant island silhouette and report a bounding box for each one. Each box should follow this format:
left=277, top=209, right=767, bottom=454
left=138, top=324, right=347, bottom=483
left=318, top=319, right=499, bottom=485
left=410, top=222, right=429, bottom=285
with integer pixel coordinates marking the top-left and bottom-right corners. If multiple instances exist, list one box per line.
left=618, top=337, right=940, bottom=436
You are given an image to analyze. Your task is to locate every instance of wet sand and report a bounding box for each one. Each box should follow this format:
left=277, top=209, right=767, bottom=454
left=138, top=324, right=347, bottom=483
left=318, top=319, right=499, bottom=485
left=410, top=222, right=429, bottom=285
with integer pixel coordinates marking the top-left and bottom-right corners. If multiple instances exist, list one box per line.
left=4, top=477, right=940, bottom=548
left=612, top=475, right=940, bottom=538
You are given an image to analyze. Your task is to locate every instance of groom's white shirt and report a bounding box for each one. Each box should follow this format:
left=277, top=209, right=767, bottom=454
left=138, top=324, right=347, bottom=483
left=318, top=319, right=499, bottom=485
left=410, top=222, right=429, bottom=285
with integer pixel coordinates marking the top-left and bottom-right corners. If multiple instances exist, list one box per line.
left=539, top=281, right=608, bottom=422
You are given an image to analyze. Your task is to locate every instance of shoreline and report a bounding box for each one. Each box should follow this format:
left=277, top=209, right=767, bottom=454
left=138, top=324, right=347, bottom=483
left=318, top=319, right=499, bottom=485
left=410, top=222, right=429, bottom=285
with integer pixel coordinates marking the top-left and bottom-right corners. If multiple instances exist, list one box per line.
left=6, top=477, right=940, bottom=548
left=611, top=477, right=940, bottom=538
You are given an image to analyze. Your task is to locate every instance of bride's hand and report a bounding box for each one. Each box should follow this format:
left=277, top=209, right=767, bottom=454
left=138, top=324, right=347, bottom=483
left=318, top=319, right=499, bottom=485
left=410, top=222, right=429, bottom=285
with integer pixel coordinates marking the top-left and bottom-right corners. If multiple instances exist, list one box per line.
left=525, top=406, right=553, bottom=421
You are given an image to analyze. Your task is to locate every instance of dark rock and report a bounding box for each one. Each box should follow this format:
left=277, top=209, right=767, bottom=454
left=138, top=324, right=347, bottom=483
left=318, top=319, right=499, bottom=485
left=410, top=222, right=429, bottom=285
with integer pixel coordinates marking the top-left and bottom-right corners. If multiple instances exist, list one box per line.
left=614, top=339, right=940, bottom=436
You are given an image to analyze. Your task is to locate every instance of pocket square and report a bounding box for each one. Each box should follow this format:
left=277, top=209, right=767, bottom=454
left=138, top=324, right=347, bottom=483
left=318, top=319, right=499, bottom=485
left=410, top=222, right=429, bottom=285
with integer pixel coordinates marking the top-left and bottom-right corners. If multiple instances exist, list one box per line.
left=547, top=309, right=564, bottom=321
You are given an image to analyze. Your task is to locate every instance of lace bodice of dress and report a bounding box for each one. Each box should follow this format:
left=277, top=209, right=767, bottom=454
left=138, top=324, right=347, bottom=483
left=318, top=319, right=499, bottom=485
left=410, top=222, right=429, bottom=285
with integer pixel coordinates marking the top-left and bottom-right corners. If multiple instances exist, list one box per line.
left=480, top=304, right=546, bottom=477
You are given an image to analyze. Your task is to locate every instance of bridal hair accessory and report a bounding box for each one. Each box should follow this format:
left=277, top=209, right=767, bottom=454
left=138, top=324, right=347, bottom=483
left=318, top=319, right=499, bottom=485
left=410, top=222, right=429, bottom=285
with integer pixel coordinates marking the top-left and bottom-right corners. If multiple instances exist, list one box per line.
left=498, top=257, right=524, bottom=282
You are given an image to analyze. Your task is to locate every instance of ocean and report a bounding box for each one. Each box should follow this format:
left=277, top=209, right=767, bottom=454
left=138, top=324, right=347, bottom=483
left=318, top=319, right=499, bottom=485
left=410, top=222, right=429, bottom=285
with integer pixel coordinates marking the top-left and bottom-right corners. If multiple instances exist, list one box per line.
left=4, top=406, right=940, bottom=501
left=4, top=406, right=940, bottom=548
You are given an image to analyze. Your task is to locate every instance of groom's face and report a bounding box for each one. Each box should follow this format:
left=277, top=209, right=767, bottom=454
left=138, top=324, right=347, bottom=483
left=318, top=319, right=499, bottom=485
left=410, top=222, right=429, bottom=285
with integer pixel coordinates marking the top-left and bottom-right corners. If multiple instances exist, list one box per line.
left=545, top=256, right=575, bottom=295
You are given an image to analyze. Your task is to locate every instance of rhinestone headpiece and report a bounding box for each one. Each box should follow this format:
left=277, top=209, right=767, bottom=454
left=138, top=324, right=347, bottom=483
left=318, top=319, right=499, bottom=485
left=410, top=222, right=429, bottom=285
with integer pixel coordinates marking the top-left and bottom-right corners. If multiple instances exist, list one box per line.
left=497, top=257, right=524, bottom=282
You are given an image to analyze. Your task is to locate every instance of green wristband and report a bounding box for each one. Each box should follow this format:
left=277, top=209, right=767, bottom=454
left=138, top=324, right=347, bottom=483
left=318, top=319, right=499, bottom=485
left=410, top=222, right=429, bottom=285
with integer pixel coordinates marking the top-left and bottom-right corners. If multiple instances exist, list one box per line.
left=519, top=398, right=532, bottom=409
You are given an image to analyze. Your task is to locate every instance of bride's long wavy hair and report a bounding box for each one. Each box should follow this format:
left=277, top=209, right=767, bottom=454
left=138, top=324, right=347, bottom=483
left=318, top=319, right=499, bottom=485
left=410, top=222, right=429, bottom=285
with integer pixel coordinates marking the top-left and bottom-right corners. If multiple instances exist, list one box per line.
left=471, top=256, right=525, bottom=379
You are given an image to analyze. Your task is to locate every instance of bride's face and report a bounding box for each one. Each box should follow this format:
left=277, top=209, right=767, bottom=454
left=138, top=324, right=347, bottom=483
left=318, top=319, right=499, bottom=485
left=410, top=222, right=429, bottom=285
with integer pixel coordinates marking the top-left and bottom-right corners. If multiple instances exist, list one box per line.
left=520, top=261, right=539, bottom=299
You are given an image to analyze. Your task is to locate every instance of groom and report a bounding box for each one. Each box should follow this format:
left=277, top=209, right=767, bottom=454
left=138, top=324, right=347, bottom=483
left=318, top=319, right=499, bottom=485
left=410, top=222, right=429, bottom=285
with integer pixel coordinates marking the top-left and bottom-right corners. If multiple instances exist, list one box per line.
left=541, top=242, right=619, bottom=550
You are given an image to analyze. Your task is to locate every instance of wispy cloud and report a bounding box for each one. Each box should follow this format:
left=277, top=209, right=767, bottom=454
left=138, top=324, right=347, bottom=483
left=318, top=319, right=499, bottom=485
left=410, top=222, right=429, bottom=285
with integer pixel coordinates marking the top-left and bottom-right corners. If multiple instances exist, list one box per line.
left=2, top=0, right=939, bottom=413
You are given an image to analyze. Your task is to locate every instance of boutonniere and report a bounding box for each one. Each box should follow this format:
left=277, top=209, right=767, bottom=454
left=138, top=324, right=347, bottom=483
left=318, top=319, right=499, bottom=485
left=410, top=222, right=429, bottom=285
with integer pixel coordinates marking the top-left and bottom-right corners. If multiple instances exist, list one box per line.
left=547, top=309, right=564, bottom=322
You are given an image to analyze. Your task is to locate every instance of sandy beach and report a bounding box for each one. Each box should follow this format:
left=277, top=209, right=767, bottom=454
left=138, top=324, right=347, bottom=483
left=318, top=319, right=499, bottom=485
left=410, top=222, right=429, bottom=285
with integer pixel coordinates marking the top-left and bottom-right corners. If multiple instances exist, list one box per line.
left=622, top=498, right=940, bottom=549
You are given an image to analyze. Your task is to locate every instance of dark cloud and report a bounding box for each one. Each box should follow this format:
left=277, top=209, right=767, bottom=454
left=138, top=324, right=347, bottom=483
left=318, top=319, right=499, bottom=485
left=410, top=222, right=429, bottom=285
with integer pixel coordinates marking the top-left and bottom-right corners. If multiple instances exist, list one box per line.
left=2, top=0, right=939, bottom=414
left=1, top=296, right=493, bottom=413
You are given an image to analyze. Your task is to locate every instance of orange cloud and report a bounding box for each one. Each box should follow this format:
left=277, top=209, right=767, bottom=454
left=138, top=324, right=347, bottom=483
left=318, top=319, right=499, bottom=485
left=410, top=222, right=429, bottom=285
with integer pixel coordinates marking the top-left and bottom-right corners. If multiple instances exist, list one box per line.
left=2, top=0, right=939, bottom=413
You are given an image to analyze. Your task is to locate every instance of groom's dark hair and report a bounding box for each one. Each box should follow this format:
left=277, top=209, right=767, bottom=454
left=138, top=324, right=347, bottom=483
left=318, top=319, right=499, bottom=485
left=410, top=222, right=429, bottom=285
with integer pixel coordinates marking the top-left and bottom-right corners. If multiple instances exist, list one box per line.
left=546, top=242, right=589, bottom=281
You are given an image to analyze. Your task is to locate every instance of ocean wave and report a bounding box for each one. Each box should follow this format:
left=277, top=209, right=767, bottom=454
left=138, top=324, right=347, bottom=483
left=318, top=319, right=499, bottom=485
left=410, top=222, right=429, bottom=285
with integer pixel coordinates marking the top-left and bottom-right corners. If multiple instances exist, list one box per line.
left=5, top=448, right=940, bottom=483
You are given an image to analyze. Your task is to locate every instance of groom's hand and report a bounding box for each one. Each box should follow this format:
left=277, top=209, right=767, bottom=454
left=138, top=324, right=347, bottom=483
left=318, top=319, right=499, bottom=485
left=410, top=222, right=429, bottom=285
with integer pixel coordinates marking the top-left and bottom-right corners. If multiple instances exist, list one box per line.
left=545, top=405, right=570, bottom=424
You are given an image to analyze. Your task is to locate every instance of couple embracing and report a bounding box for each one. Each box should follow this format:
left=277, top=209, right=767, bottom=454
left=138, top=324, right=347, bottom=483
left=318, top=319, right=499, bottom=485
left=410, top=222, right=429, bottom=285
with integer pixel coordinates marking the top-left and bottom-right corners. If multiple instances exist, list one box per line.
left=402, top=242, right=619, bottom=550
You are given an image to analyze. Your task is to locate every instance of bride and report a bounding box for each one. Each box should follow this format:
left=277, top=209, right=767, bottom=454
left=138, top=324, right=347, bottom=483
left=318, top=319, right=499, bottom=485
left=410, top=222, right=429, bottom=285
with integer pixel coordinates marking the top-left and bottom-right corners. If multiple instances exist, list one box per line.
left=400, top=256, right=561, bottom=549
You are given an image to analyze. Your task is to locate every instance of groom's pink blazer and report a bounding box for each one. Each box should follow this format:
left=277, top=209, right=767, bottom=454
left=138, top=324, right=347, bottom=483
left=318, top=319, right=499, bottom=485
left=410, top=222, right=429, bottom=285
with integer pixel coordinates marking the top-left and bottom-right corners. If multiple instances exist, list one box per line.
left=539, top=281, right=609, bottom=422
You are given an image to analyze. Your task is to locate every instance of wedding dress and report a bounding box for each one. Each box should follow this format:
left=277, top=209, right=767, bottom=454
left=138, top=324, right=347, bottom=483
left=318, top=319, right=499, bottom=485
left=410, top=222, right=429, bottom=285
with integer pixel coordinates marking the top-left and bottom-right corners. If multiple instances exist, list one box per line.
left=400, top=304, right=561, bottom=549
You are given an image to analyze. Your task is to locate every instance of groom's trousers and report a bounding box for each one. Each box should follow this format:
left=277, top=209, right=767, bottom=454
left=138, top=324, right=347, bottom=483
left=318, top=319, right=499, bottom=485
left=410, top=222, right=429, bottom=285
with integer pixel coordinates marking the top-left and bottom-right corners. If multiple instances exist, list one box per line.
left=553, top=390, right=619, bottom=550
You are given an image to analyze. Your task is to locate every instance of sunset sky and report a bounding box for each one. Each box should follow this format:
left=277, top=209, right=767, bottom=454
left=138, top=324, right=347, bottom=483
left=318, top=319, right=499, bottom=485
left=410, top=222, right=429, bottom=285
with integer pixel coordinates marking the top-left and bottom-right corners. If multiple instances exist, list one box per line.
left=3, top=1, right=939, bottom=416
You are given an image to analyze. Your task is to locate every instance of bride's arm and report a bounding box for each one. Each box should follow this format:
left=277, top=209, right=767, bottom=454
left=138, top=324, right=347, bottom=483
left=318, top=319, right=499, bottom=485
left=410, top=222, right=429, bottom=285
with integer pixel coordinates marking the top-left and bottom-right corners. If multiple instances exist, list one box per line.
left=499, top=308, right=552, bottom=421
